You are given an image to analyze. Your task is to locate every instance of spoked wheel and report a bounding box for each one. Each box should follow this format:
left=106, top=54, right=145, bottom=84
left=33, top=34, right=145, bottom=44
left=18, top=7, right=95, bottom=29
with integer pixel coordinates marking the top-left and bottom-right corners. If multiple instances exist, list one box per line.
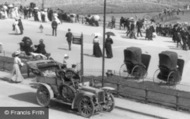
left=61, top=85, right=76, bottom=103
left=103, top=93, right=115, bottom=112
left=167, top=70, right=181, bottom=86
left=119, top=64, right=129, bottom=78
left=36, top=85, right=51, bottom=107
left=131, top=65, right=147, bottom=80
left=78, top=97, right=94, bottom=118
left=153, top=69, right=161, bottom=84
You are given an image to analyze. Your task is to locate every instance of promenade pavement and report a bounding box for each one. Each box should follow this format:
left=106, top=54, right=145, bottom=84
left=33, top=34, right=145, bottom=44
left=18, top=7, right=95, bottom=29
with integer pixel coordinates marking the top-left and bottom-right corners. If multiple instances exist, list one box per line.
left=0, top=71, right=190, bottom=119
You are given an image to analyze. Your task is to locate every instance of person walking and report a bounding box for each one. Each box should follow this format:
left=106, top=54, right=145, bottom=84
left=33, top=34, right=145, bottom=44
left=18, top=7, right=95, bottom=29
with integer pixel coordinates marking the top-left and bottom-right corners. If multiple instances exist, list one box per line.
left=51, top=19, right=58, bottom=36
left=105, top=34, right=113, bottom=58
left=65, top=28, right=73, bottom=51
left=13, top=18, right=20, bottom=34
left=93, top=35, right=102, bottom=57
left=18, top=18, right=24, bottom=35
left=11, top=51, right=24, bottom=83
left=136, top=19, right=143, bottom=37
left=129, top=20, right=137, bottom=39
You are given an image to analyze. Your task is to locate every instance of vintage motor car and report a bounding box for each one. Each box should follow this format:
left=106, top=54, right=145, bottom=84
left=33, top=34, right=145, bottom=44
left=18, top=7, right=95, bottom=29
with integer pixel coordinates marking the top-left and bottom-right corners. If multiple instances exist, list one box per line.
left=28, top=60, right=115, bottom=118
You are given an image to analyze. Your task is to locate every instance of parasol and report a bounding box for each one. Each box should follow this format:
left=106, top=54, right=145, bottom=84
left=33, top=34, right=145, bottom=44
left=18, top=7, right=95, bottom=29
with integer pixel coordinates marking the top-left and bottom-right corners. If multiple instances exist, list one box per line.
left=105, top=31, right=115, bottom=36
left=91, top=33, right=102, bottom=37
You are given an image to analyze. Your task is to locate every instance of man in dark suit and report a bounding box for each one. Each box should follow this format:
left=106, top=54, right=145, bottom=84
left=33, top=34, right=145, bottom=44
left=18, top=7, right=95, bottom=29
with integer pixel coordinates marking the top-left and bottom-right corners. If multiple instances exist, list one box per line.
left=65, top=28, right=73, bottom=51
left=35, top=39, right=47, bottom=55
left=136, top=19, right=143, bottom=37
left=18, top=18, right=24, bottom=35
left=51, top=20, right=58, bottom=36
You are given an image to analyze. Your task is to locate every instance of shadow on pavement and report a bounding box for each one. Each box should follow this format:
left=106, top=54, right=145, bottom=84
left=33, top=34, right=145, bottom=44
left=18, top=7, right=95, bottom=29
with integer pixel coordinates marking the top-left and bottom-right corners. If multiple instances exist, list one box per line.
left=58, top=48, right=68, bottom=51
left=83, top=53, right=94, bottom=57
left=168, top=46, right=182, bottom=50
left=9, top=92, right=37, bottom=105
left=9, top=33, right=19, bottom=35
left=0, top=77, right=13, bottom=83
left=9, top=92, right=80, bottom=116
left=45, top=34, right=53, bottom=36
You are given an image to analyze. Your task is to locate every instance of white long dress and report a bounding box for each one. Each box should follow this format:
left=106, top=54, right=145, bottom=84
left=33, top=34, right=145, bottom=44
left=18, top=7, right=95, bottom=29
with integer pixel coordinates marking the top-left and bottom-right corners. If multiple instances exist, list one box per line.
left=44, top=11, right=49, bottom=22
left=11, top=56, right=24, bottom=82
left=37, top=11, right=42, bottom=22
left=53, top=13, right=60, bottom=24
left=14, top=21, right=20, bottom=34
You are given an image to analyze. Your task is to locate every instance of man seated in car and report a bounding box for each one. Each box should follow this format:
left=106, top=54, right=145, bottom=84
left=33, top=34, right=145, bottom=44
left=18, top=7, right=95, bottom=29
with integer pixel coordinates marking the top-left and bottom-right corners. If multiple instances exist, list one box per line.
left=34, top=39, right=47, bottom=55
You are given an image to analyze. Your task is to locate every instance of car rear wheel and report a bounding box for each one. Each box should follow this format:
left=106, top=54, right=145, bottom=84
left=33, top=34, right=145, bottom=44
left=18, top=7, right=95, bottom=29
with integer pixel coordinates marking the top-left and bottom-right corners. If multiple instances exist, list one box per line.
left=36, top=85, right=51, bottom=107
left=78, top=97, right=94, bottom=118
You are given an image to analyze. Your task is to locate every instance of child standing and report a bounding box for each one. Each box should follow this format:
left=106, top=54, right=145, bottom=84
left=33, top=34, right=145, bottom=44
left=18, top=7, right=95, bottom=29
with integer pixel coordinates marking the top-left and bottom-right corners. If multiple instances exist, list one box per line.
left=39, top=24, right=44, bottom=33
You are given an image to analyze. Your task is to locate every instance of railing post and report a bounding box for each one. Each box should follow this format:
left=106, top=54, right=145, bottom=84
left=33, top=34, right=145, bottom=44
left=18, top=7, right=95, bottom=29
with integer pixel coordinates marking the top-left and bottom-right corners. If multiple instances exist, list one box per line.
left=116, top=83, right=120, bottom=97
left=145, top=88, right=148, bottom=103
left=176, top=92, right=179, bottom=111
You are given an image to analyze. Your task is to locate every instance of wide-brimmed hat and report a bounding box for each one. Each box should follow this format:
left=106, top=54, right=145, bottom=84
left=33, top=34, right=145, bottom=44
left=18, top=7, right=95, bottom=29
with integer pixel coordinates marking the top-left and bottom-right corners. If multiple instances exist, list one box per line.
left=64, top=54, right=69, bottom=58
left=12, top=51, right=20, bottom=57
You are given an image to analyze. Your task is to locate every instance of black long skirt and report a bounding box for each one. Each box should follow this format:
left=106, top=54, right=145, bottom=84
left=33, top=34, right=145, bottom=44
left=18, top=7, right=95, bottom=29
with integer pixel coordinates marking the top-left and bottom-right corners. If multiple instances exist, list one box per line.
left=93, top=43, right=102, bottom=57
left=105, top=43, right=113, bottom=58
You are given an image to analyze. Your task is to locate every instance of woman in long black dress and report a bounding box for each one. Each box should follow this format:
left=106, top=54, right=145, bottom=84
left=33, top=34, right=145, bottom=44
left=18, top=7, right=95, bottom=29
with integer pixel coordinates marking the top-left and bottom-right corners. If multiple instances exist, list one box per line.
left=105, top=35, right=113, bottom=58
left=93, top=36, right=102, bottom=57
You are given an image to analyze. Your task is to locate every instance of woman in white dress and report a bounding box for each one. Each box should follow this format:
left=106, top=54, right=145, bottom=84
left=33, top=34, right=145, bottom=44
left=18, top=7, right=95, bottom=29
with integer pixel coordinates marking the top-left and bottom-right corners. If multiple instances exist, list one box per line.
left=44, top=10, right=49, bottom=22
left=53, top=13, right=60, bottom=24
left=13, top=18, right=20, bottom=34
left=11, top=51, right=24, bottom=83
left=37, top=11, right=42, bottom=22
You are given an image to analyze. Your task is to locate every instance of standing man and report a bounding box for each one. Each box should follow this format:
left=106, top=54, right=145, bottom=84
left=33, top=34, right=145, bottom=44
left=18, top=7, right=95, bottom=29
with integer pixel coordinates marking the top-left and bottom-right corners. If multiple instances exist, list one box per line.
left=136, top=19, right=143, bottom=37
left=65, top=28, right=73, bottom=51
left=18, top=18, right=24, bottom=35
left=51, top=19, right=58, bottom=36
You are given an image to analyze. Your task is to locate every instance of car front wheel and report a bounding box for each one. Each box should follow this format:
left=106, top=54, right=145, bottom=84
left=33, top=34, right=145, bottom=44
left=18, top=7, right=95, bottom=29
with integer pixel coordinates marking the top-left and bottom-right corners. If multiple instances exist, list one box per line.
left=78, top=96, right=94, bottom=118
left=36, top=85, right=51, bottom=107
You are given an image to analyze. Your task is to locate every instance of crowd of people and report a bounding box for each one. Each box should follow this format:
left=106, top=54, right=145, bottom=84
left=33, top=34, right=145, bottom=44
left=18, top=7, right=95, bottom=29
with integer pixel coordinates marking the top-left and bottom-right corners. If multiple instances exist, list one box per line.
left=1, top=1, right=189, bottom=83
left=156, top=22, right=190, bottom=51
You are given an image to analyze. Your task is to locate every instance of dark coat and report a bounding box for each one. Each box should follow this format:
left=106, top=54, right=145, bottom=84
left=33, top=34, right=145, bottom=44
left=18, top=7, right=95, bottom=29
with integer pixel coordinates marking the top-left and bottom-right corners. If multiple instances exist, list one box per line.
left=18, top=19, right=24, bottom=31
left=65, top=32, right=73, bottom=42
left=105, top=38, right=113, bottom=58
left=35, top=43, right=47, bottom=55
left=51, top=21, right=58, bottom=29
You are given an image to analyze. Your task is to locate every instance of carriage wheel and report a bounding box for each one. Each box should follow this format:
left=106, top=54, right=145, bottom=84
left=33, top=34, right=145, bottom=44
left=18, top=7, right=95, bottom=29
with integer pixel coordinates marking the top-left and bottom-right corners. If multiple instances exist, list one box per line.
left=78, top=96, right=94, bottom=118
left=131, top=65, right=147, bottom=80
left=119, top=64, right=129, bottom=78
left=36, top=85, right=51, bottom=107
left=153, top=69, right=160, bottom=84
left=167, top=70, right=181, bottom=86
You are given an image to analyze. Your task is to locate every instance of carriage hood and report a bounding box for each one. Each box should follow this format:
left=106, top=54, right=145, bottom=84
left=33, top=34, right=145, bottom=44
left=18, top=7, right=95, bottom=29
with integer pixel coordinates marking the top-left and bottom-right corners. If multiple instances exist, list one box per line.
left=124, top=47, right=142, bottom=65
left=159, top=51, right=178, bottom=70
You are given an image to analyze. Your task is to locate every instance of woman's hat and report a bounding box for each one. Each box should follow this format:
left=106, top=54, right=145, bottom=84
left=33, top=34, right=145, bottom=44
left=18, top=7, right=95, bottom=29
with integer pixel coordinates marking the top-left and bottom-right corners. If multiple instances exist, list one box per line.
left=15, top=51, right=20, bottom=55
left=64, top=54, right=69, bottom=58
left=12, top=51, right=20, bottom=57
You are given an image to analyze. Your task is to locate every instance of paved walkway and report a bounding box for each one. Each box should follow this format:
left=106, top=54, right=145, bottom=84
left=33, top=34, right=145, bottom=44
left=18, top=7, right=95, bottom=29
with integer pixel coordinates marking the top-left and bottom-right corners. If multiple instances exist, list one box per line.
left=0, top=71, right=190, bottom=119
